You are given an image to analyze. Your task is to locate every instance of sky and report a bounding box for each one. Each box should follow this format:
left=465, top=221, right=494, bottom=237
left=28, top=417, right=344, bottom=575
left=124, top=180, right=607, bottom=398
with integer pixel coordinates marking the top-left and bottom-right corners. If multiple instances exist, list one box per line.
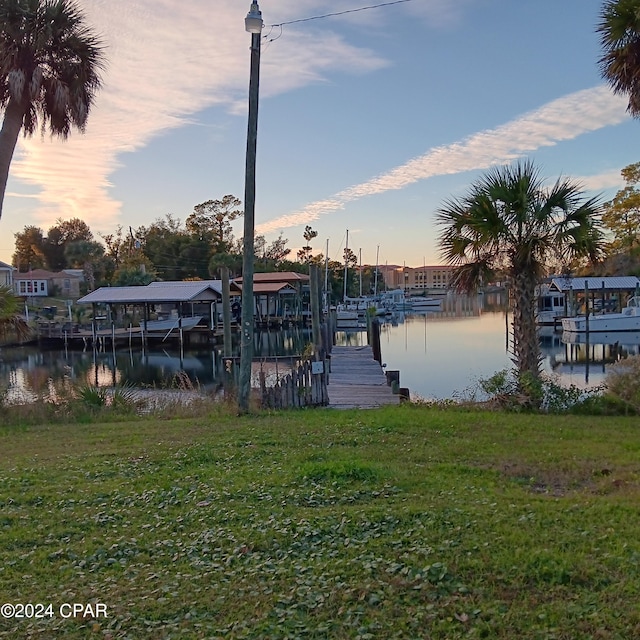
left=2, top=0, right=638, bottom=270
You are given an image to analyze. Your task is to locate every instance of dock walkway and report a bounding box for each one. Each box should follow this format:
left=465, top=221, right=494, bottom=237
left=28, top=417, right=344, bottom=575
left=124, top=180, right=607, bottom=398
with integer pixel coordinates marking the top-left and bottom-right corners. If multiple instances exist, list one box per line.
left=328, top=345, right=399, bottom=409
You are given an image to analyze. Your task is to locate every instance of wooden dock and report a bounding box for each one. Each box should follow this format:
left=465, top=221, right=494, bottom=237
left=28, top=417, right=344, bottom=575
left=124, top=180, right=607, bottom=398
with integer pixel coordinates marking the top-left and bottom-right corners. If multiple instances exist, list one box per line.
left=328, top=345, right=400, bottom=409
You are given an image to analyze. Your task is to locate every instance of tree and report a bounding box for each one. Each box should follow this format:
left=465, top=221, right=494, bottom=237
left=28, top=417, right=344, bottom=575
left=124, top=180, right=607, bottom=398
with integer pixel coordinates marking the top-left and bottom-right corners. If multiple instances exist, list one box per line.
left=64, top=239, right=105, bottom=290
left=12, top=225, right=46, bottom=270
left=297, top=225, right=318, bottom=263
left=138, top=214, right=189, bottom=281
left=112, top=265, right=155, bottom=287
left=602, top=161, right=640, bottom=252
left=186, top=195, right=242, bottom=253
left=254, top=233, right=292, bottom=272
left=437, top=160, right=604, bottom=389
left=598, top=0, right=640, bottom=117
left=43, top=217, right=94, bottom=270
left=0, top=0, right=104, bottom=220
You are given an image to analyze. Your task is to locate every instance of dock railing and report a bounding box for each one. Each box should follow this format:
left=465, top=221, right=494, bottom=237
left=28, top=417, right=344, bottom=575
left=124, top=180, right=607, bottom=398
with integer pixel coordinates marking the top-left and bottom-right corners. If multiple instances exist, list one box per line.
left=259, top=358, right=328, bottom=409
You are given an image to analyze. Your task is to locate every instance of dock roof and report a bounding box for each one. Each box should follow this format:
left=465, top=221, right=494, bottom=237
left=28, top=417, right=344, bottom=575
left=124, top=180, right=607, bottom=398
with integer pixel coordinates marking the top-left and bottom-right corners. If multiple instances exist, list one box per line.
left=232, top=282, right=298, bottom=295
left=78, top=282, right=221, bottom=304
left=234, top=272, right=309, bottom=283
left=548, top=276, right=640, bottom=292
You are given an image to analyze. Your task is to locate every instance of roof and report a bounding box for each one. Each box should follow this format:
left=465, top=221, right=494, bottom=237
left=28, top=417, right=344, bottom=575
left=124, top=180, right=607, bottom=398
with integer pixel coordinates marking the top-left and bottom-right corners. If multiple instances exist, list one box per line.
left=148, top=279, right=223, bottom=294
left=14, top=269, right=80, bottom=280
left=78, top=282, right=221, bottom=304
left=234, top=271, right=309, bottom=284
left=548, top=276, right=640, bottom=292
left=0, top=261, right=14, bottom=270
left=233, top=282, right=298, bottom=295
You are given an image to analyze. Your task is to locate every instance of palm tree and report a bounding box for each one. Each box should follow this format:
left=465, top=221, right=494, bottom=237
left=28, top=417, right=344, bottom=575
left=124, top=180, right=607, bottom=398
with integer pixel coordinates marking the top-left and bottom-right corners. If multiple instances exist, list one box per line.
left=0, top=0, right=104, bottom=220
left=437, top=160, right=604, bottom=386
left=597, top=0, right=640, bottom=117
left=0, top=285, right=29, bottom=343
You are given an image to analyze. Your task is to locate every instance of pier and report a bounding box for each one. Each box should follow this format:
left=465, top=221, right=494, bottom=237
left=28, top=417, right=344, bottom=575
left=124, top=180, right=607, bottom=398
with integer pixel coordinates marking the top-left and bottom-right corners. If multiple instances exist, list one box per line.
left=328, top=345, right=400, bottom=409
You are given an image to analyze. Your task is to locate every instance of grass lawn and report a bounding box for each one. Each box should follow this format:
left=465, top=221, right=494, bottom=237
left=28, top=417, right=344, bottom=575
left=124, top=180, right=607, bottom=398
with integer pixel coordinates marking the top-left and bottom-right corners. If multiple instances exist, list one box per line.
left=0, top=405, right=639, bottom=639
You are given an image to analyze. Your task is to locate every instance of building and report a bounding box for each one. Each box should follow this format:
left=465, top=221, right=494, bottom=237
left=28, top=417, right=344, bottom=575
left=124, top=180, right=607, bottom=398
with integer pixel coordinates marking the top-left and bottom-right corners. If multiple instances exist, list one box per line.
left=232, top=272, right=310, bottom=323
left=13, top=269, right=82, bottom=298
left=0, top=261, right=15, bottom=288
left=380, top=264, right=454, bottom=292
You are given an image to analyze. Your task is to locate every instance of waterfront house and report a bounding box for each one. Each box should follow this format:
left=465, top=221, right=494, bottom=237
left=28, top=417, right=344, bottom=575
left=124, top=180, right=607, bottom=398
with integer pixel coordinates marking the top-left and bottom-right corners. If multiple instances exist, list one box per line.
left=13, top=269, right=82, bottom=299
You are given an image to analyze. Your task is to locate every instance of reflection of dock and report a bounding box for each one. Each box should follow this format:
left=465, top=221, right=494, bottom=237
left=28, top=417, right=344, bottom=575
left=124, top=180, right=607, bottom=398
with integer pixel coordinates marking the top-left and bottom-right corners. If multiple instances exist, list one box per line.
left=328, top=346, right=400, bottom=409
left=35, top=322, right=219, bottom=348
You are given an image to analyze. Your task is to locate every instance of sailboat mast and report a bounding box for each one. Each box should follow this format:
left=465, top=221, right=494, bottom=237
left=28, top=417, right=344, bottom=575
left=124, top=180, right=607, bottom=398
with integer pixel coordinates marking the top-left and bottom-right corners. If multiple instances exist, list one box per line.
left=343, top=229, right=349, bottom=302
left=324, top=238, right=329, bottom=310
left=359, top=248, right=362, bottom=298
left=374, top=245, right=379, bottom=297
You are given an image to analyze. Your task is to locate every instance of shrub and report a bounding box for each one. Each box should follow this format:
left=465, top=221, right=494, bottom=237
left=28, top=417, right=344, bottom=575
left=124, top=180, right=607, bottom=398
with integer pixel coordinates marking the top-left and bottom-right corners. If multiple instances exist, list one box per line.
left=475, top=369, right=603, bottom=414
left=604, top=354, right=640, bottom=414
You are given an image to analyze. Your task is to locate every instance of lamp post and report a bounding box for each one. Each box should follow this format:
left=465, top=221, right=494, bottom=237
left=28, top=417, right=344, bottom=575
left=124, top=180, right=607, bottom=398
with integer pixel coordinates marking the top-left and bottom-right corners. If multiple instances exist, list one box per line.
left=238, top=0, right=263, bottom=413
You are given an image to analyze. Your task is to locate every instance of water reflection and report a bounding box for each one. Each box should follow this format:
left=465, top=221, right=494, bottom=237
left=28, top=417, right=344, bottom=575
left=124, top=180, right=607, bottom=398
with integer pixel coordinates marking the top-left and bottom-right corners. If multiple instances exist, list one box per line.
left=2, top=294, right=640, bottom=402
left=374, top=294, right=639, bottom=399
left=0, top=326, right=313, bottom=402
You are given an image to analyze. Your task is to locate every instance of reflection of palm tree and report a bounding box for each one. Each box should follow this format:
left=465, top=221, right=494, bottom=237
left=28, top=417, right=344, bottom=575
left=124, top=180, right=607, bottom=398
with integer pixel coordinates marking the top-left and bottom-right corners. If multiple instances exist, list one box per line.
left=0, top=285, right=30, bottom=342
left=598, top=0, right=640, bottom=117
left=437, top=160, right=603, bottom=386
left=0, top=0, right=104, bottom=220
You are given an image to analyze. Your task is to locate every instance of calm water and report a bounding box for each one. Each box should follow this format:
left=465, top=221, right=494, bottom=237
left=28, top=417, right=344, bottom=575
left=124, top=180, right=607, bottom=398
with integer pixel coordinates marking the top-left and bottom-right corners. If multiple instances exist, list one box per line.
left=2, top=294, right=639, bottom=402
left=337, top=294, right=640, bottom=400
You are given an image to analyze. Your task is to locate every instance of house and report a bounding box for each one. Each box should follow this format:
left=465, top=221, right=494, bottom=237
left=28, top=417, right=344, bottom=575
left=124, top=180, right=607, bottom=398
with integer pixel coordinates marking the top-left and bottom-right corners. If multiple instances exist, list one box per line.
left=0, top=261, right=15, bottom=288
left=13, top=269, right=82, bottom=298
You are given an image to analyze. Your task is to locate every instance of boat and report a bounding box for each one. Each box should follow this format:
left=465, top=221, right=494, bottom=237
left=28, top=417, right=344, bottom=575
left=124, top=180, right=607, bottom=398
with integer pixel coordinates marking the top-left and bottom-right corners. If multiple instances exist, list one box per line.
left=142, top=315, right=203, bottom=334
left=409, top=297, right=442, bottom=310
left=536, top=285, right=567, bottom=325
left=561, top=296, right=640, bottom=332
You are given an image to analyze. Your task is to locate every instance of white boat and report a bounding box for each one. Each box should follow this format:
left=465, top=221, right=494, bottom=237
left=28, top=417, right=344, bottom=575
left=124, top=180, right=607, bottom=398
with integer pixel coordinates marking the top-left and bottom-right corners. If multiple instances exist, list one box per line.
left=142, top=316, right=203, bottom=334
left=409, top=297, right=442, bottom=310
left=561, top=296, right=640, bottom=332
left=536, top=287, right=567, bottom=325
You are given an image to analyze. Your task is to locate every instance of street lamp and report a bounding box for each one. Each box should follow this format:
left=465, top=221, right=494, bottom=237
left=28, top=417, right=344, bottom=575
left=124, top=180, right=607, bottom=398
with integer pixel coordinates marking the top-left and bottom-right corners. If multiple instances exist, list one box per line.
left=238, top=1, right=263, bottom=413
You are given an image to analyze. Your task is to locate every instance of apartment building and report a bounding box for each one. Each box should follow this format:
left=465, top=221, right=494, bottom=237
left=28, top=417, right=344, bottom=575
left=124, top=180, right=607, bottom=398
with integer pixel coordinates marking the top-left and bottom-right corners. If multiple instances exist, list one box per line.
left=380, top=264, right=454, bottom=292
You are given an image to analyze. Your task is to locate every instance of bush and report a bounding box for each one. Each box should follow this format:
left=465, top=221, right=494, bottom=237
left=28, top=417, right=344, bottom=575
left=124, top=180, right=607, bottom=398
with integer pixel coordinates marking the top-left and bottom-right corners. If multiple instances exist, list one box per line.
left=475, top=369, right=603, bottom=414
left=604, top=354, right=640, bottom=414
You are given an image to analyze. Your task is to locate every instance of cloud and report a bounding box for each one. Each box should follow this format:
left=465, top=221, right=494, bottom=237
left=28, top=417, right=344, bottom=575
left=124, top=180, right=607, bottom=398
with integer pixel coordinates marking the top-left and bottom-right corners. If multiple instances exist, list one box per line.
left=256, top=87, right=629, bottom=234
left=575, top=170, right=624, bottom=192
left=6, top=0, right=388, bottom=231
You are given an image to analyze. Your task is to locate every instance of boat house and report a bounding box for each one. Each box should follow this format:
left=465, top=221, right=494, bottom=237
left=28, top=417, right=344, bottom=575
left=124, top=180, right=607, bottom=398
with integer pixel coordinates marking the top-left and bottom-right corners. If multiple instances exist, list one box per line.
left=77, top=281, right=223, bottom=337
left=537, top=275, right=640, bottom=324
left=232, top=272, right=310, bottom=326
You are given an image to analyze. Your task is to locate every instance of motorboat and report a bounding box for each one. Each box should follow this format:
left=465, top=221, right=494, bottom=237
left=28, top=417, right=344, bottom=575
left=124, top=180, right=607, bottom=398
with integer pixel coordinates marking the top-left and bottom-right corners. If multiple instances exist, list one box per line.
left=561, top=296, right=640, bottom=332
left=409, top=297, right=442, bottom=310
left=536, top=287, right=567, bottom=325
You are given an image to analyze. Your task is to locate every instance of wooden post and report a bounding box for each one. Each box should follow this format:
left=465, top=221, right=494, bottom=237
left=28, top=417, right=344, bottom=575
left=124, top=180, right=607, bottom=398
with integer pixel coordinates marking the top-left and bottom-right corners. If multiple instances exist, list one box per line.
left=584, top=281, right=589, bottom=334
left=371, top=317, right=381, bottom=363
left=221, top=266, right=233, bottom=358
left=310, top=264, right=322, bottom=355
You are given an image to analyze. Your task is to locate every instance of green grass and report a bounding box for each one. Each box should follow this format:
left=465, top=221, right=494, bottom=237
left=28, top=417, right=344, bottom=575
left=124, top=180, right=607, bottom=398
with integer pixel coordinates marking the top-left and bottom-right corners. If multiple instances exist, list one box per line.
left=0, top=405, right=639, bottom=638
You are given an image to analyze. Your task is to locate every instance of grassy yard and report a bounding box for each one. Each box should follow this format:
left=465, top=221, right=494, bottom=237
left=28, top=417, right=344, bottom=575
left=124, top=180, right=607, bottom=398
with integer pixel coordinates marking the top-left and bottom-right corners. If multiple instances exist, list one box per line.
left=0, top=405, right=638, bottom=639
